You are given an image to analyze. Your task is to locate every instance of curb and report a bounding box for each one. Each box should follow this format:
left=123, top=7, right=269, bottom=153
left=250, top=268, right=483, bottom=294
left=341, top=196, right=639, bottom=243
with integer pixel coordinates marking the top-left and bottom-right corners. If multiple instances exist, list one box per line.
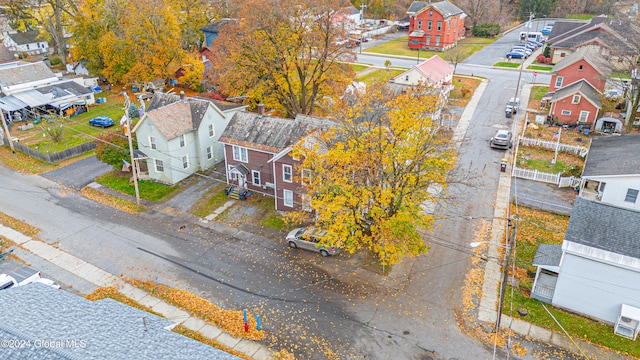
left=0, top=223, right=273, bottom=360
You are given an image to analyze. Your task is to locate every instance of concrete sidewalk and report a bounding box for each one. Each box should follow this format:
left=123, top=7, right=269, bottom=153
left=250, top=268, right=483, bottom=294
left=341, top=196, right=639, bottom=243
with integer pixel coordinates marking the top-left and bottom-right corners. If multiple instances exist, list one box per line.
left=476, top=84, right=634, bottom=360
left=0, top=224, right=273, bottom=360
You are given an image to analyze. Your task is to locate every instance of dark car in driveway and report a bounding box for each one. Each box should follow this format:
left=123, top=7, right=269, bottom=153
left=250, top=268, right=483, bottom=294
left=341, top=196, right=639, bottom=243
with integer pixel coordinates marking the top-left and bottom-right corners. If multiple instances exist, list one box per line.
left=490, top=130, right=513, bottom=149
left=89, top=116, right=114, bottom=128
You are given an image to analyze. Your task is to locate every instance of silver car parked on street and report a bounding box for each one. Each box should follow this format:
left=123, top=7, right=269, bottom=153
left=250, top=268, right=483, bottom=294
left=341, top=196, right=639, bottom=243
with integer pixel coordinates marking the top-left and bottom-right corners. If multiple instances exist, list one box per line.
left=286, top=227, right=339, bottom=257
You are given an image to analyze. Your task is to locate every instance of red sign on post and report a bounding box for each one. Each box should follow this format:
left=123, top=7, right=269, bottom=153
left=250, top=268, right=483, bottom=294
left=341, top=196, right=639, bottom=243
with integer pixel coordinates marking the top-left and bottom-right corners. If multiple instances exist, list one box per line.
left=534, top=71, right=538, bottom=77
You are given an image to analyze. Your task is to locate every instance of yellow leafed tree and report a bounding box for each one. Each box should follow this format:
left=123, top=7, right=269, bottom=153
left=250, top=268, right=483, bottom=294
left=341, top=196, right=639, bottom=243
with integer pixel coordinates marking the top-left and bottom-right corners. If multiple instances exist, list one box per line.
left=209, top=0, right=355, bottom=117
left=290, top=80, right=456, bottom=266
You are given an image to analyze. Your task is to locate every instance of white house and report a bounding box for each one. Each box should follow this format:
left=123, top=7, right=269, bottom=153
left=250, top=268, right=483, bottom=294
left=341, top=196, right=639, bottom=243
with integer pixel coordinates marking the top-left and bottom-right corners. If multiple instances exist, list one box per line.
left=0, top=61, right=59, bottom=96
left=3, top=30, right=49, bottom=56
left=531, top=134, right=640, bottom=340
left=578, top=134, right=640, bottom=210
left=132, top=92, right=246, bottom=185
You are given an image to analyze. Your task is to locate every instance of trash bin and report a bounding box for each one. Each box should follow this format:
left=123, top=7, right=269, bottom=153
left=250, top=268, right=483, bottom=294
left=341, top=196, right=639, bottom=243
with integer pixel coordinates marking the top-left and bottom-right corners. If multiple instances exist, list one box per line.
left=500, top=158, right=508, bottom=172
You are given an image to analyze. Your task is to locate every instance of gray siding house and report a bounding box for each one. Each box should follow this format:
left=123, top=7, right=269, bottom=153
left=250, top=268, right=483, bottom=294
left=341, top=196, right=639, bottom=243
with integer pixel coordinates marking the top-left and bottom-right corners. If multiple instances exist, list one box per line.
left=531, top=197, right=640, bottom=340
left=132, top=93, right=246, bottom=185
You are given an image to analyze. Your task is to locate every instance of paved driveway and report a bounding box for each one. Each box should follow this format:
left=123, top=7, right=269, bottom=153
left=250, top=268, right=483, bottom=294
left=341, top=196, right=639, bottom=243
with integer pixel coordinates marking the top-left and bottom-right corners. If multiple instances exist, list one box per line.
left=41, top=155, right=112, bottom=189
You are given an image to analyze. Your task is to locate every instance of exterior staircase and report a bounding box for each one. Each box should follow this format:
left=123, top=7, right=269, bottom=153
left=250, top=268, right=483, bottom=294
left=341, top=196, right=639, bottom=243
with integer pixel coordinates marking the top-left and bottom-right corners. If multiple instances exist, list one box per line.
left=225, top=186, right=252, bottom=201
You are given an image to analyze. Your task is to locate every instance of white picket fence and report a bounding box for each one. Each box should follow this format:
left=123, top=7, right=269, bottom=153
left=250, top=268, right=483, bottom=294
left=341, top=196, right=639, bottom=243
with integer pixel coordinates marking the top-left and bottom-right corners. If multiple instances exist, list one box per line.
left=512, top=167, right=560, bottom=184
left=519, top=137, right=586, bottom=156
left=558, top=176, right=581, bottom=188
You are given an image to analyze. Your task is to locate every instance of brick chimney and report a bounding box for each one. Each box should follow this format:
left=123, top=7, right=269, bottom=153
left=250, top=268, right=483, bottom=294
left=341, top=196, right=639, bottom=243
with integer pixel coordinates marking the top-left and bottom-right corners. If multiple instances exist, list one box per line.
left=258, top=103, right=265, bottom=115
left=180, top=91, right=186, bottom=102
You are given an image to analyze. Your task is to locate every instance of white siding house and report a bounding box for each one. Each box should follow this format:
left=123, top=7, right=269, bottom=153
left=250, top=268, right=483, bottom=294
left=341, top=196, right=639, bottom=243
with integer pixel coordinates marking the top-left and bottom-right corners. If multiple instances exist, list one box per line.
left=132, top=93, right=246, bottom=185
left=3, top=30, right=49, bottom=56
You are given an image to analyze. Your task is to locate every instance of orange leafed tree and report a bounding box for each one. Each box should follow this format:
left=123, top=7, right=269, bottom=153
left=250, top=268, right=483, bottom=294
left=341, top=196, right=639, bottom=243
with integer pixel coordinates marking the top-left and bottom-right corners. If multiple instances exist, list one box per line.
left=209, top=0, right=356, bottom=117
left=290, top=80, right=457, bottom=266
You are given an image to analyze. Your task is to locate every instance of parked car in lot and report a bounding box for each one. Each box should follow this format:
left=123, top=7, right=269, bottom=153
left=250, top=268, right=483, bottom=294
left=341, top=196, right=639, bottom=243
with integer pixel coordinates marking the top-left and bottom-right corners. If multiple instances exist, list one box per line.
left=89, top=116, right=115, bottom=128
left=605, top=89, right=621, bottom=100
left=540, top=27, right=552, bottom=35
left=490, top=130, right=513, bottom=149
left=505, top=97, right=520, bottom=117
left=506, top=51, right=525, bottom=59
left=286, top=227, right=339, bottom=257
left=511, top=46, right=532, bottom=56
left=527, top=40, right=544, bottom=48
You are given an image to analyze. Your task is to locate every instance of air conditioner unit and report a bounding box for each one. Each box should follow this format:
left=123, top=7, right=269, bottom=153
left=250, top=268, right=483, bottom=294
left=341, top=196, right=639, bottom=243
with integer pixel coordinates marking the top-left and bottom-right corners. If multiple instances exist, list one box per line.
left=264, top=182, right=275, bottom=189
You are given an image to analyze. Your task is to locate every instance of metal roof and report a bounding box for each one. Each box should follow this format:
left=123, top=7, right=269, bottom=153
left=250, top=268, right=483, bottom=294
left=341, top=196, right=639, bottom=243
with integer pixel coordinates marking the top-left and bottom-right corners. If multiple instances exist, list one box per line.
left=0, top=95, right=27, bottom=111
left=11, top=89, right=52, bottom=107
left=0, top=61, right=57, bottom=87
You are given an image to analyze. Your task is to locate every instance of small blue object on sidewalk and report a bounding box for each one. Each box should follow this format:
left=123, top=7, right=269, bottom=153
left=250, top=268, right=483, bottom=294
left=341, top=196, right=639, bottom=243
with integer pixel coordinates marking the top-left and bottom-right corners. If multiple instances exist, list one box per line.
left=243, top=309, right=247, bottom=323
left=256, top=315, right=261, bottom=330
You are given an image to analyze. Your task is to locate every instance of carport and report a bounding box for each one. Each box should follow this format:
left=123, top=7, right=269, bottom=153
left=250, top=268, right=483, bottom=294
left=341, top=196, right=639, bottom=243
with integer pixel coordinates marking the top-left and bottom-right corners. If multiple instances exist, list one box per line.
left=594, top=116, right=622, bottom=133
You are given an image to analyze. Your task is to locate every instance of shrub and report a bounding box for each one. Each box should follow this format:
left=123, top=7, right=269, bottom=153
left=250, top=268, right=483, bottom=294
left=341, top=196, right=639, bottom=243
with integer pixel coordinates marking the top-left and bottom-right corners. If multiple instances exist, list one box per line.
left=536, top=54, right=546, bottom=64
left=49, top=57, right=62, bottom=66
left=472, top=23, right=500, bottom=37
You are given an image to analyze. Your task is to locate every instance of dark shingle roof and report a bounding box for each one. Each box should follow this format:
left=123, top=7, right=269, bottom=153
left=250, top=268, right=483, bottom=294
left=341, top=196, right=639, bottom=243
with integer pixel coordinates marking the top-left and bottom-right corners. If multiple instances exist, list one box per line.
left=582, top=134, right=640, bottom=177
left=407, top=1, right=464, bottom=17
left=0, top=284, right=239, bottom=359
left=8, top=30, right=42, bottom=45
left=532, top=244, right=563, bottom=267
left=565, top=197, right=640, bottom=259
left=550, top=79, right=602, bottom=108
left=219, top=111, right=335, bottom=153
left=36, top=80, right=92, bottom=98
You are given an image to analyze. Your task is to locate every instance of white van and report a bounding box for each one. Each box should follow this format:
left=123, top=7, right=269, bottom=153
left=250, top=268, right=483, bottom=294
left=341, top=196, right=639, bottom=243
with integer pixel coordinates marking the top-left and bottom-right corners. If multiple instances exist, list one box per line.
left=519, top=31, right=544, bottom=43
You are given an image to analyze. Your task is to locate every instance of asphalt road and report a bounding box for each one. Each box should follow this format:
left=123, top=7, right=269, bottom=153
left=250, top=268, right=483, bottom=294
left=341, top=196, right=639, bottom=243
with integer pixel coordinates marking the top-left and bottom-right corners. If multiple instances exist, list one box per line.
left=0, top=28, right=571, bottom=359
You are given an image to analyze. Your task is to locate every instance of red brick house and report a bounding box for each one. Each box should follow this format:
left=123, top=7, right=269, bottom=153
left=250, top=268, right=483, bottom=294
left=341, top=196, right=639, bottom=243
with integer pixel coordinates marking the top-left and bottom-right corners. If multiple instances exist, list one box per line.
left=218, top=108, right=334, bottom=211
left=406, top=1, right=466, bottom=51
left=549, top=80, right=602, bottom=125
left=549, top=47, right=612, bottom=93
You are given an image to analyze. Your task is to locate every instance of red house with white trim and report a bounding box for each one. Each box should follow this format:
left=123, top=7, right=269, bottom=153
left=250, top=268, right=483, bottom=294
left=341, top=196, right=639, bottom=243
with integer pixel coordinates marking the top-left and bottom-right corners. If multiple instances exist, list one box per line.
left=406, top=1, right=466, bottom=51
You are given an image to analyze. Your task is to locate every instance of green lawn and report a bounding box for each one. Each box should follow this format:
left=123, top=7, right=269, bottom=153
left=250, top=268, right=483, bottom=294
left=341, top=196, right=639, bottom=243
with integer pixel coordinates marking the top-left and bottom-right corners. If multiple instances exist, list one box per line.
left=190, top=185, right=228, bottom=218
left=364, top=36, right=495, bottom=61
left=95, top=171, right=179, bottom=202
left=23, top=91, right=135, bottom=153
left=350, top=64, right=369, bottom=72
left=566, top=14, right=593, bottom=20
left=358, top=69, right=404, bottom=84
left=531, top=86, right=549, bottom=101
left=527, top=65, right=553, bottom=71
left=494, top=62, right=521, bottom=68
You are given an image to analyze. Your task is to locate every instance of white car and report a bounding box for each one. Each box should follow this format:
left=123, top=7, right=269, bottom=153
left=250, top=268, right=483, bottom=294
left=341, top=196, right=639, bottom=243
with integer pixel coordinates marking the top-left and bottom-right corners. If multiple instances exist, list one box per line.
left=36, top=278, right=62, bottom=290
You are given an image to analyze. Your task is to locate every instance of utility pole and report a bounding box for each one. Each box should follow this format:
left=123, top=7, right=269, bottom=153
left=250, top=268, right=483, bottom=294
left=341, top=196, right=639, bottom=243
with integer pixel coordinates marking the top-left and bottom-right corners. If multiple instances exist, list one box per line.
left=1, top=112, right=15, bottom=153
left=509, top=12, right=534, bottom=119
left=122, top=89, right=141, bottom=205
left=359, top=3, right=367, bottom=54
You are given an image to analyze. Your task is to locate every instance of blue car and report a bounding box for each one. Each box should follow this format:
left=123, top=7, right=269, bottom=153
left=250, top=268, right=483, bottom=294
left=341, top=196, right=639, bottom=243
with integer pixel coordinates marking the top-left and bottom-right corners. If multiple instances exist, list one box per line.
left=89, top=116, right=114, bottom=128
left=540, top=28, right=552, bottom=35
left=506, top=51, right=525, bottom=59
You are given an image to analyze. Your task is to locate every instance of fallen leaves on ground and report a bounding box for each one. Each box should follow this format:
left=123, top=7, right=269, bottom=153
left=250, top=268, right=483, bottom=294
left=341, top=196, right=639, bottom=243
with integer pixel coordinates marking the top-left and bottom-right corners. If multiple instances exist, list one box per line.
left=85, top=286, right=162, bottom=317
left=81, top=187, right=146, bottom=214
left=172, top=325, right=251, bottom=359
left=127, top=278, right=265, bottom=341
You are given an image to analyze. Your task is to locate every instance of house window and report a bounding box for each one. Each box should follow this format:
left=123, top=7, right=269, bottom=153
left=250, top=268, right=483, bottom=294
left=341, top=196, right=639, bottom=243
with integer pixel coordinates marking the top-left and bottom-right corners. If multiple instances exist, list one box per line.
left=301, top=169, right=312, bottom=184
left=154, top=159, right=164, bottom=173
left=283, top=189, right=294, bottom=207
left=625, top=189, right=639, bottom=203
left=26, top=44, right=29, bottom=50
left=437, top=21, right=442, bottom=31
left=252, top=170, right=261, bottom=185
left=179, top=134, right=185, bottom=148
left=429, top=10, right=432, bottom=16
left=572, top=95, right=581, bottom=104
left=560, top=52, right=566, bottom=57
left=182, top=155, right=189, bottom=169
left=427, top=20, right=432, bottom=30
left=232, top=146, right=248, bottom=162
left=149, top=136, right=157, bottom=150
left=208, top=124, right=214, bottom=137
left=405, top=75, right=409, bottom=81
left=555, top=77, right=563, bottom=88
left=447, top=20, right=450, bottom=30
left=578, top=65, right=583, bottom=71
left=283, top=165, right=292, bottom=183
left=426, top=35, right=431, bottom=45
left=435, top=35, right=440, bottom=46
left=411, top=40, right=419, bottom=45
left=301, top=194, right=311, bottom=212
left=418, top=19, right=422, bottom=29
left=227, top=165, right=237, bottom=180
left=578, top=111, right=589, bottom=122
left=206, top=146, right=213, bottom=160
left=561, top=110, right=571, bottom=116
